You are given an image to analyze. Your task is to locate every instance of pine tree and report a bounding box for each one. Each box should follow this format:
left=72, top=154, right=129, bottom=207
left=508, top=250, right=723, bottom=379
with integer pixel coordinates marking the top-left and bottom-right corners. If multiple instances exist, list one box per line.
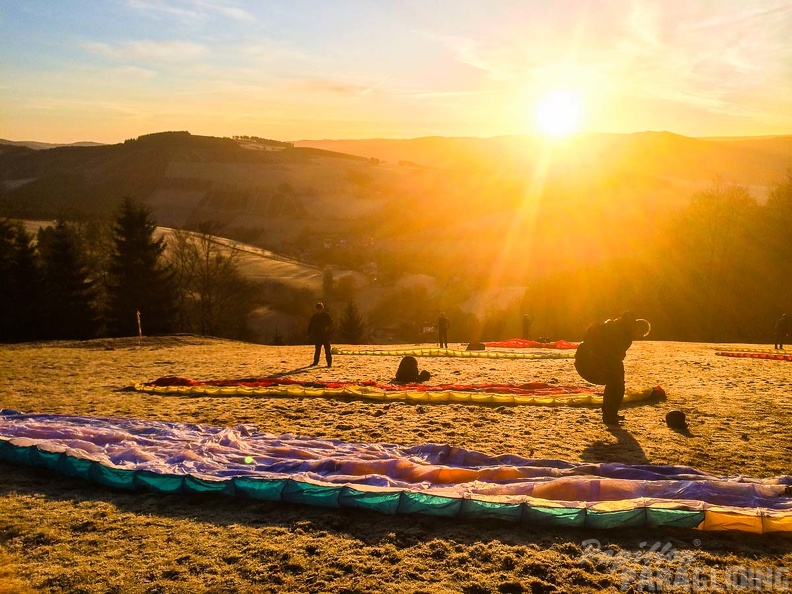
left=338, top=301, right=366, bottom=344
left=105, top=198, right=177, bottom=336
left=322, top=267, right=335, bottom=301
left=0, top=220, right=42, bottom=342
left=38, top=221, right=99, bottom=340
left=0, top=221, right=16, bottom=341
left=11, top=223, right=42, bottom=341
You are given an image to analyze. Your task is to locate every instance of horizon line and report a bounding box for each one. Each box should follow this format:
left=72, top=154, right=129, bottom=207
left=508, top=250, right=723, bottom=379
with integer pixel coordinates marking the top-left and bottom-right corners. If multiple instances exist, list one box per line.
left=3, top=129, right=792, bottom=148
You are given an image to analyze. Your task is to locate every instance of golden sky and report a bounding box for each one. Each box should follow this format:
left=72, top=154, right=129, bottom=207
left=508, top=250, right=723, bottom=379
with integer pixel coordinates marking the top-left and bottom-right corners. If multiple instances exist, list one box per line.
left=2, top=0, right=791, bottom=143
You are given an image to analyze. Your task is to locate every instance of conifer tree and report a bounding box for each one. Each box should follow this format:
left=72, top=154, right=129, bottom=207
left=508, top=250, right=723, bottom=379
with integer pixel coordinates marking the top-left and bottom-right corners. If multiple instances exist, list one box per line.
left=105, top=198, right=177, bottom=336
left=322, top=267, right=335, bottom=301
left=0, top=220, right=42, bottom=342
left=338, top=301, right=366, bottom=344
left=38, top=221, right=99, bottom=340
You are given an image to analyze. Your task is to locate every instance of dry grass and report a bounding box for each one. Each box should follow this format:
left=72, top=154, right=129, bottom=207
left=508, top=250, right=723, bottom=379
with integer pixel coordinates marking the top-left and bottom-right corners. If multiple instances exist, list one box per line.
left=0, top=550, right=36, bottom=594
left=1, top=336, right=791, bottom=593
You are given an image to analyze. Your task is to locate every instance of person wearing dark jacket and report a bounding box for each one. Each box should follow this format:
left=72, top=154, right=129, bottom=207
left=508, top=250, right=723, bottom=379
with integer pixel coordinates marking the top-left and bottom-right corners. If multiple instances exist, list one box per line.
left=522, top=313, right=534, bottom=340
left=574, top=311, right=651, bottom=425
left=437, top=312, right=450, bottom=349
left=774, top=314, right=789, bottom=350
left=307, top=302, right=333, bottom=367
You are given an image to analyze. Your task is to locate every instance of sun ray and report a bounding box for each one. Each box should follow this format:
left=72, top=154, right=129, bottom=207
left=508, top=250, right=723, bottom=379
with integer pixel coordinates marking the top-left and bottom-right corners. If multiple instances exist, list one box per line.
left=482, top=146, right=555, bottom=329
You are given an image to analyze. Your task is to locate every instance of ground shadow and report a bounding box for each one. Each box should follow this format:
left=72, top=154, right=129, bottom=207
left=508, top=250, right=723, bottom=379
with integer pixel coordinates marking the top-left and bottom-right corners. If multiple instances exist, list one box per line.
left=580, top=426, right=649, bottom=465
left=265, top=365, right=318, bottom=378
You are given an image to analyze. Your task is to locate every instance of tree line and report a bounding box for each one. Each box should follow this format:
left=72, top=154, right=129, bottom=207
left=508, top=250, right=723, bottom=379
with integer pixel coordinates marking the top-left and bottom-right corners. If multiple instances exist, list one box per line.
left=0, top=198, right=370, bottom=345
left=0, top=199, right=259, bottom=343
left=483, top=173, right=792, bottom=344
left=2, top=170, right=790, bottom=345
left=334, top=172, right=792, bottom=346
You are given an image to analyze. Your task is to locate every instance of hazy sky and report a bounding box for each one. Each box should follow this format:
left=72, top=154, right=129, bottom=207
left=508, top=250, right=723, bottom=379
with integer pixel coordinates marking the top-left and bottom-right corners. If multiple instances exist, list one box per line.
left=2, top=0, right=791, bottom=143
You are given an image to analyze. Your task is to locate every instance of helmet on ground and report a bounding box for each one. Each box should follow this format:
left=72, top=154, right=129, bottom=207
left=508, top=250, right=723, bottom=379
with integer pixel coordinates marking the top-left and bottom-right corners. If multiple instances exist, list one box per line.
left=665, top=410, right=688, bottom=430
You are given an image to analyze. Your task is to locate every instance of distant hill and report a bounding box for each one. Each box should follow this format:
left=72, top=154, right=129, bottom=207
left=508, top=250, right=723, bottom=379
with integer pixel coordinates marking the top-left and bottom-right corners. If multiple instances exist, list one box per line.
left=0, top=138, right=105, bottom=150
left=3, top=128, right=792, bottom=295
left=6, top=129, right=791, bottom=343
left=294, top=132, right=792, bottom=190
left=0, top=131, right=377, bottom=255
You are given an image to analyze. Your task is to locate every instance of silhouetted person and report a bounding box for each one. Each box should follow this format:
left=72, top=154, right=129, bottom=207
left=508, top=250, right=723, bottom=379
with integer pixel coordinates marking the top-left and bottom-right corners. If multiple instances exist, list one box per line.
left=574, top=311, right=651, bottom=425
left=522, top=314, right=534, bottom=340
left=307, top=302, right=333, bottom=367
left=437, top=312, right=450, bottom=348
left=774, top=313, right=789, bottom=350
left=395, top=356, right=431, bottom=383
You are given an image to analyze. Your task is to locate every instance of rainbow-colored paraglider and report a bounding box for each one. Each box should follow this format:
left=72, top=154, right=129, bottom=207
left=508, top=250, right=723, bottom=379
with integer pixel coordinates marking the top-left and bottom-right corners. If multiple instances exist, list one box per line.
left=0, top=411, right=789, bottom=533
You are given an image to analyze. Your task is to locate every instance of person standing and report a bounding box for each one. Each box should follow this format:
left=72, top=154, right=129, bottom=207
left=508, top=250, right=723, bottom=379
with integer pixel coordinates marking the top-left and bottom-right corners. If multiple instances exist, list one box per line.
left=437, top=312, right=450, bottom=349
left=774, top=313, right=789, bottom=350
left=574, top=311, right=651, bottom=425
left=307, top=302, right=333, bottom=367
left=522, top=314, right=534, bottom=340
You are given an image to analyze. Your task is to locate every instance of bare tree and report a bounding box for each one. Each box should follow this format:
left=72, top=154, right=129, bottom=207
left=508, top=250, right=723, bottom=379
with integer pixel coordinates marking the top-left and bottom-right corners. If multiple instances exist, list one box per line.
left=168, top=225, right=257, bottom=339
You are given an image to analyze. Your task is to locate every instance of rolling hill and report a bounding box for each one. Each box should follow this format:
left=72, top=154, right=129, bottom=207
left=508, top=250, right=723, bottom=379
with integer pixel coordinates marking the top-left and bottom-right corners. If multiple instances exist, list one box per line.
left=294, top=132, right=792, bottom=188
left=3, top=130, right=791, bottom=343
left=0, top=139, right=105, bottom=150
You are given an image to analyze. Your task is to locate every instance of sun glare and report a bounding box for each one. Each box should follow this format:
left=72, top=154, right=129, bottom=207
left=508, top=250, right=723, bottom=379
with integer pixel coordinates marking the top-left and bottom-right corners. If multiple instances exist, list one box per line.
left=533, top=90, right=582, bottom=137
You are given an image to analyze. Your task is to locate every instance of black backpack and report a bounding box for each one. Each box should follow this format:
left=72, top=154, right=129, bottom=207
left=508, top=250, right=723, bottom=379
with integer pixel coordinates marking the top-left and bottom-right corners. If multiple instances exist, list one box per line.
left=395, top=356, right=420, bottom=382
left=582, top=321, right=606, bottom=344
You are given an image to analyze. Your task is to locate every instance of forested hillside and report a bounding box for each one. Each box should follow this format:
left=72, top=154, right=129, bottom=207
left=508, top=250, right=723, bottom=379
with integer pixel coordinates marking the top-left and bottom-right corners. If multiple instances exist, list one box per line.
left=2, top=131, right=791, bottom=344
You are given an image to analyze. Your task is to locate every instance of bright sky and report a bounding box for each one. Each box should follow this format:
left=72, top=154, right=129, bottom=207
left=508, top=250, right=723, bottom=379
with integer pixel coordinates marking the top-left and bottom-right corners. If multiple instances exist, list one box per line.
left=2, top=0, right=791, bottom=143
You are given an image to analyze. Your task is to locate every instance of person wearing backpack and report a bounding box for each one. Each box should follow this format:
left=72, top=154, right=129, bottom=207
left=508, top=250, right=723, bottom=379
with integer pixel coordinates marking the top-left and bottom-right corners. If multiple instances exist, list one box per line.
left=574, top=311, right=651, bottom=425
left=395, top=356, right=431, bottom=383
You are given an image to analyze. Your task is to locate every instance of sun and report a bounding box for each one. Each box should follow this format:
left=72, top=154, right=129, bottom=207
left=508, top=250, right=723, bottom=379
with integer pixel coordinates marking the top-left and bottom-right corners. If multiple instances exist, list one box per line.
left=533, top=90, right=583, bottom=137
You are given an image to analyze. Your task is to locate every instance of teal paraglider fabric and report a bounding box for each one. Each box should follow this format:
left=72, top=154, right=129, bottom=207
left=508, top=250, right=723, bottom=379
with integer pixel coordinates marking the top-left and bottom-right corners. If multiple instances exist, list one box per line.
left=1, top=410, right=790, bottom=533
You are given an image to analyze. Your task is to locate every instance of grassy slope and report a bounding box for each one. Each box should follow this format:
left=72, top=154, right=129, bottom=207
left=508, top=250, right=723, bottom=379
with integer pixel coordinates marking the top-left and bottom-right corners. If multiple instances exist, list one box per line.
left=1, top=336, right=791, bottom=593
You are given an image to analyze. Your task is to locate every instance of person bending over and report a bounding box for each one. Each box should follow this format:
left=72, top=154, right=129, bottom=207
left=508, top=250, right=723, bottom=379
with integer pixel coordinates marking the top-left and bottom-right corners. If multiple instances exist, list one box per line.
left=574, top=311, right=651, bottom=425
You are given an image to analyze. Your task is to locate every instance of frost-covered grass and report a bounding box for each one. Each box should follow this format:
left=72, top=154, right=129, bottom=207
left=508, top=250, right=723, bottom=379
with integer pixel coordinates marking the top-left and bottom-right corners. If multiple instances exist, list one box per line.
left=1, top=336, right=790, bottom=593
